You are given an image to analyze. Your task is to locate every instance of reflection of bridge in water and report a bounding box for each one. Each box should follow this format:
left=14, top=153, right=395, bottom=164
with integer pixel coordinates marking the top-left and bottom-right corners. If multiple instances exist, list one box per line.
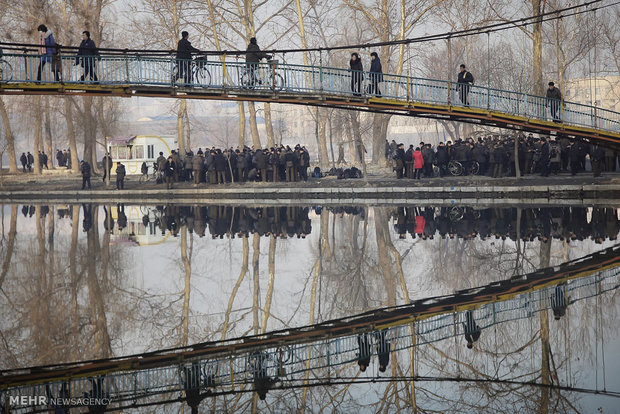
left=1, top=53, right=619, bottom=145
left=1, top=245, right=618, bottom=412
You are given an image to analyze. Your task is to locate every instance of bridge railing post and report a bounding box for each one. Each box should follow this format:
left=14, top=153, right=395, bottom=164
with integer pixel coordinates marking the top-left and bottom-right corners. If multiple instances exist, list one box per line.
left=222, top=53, right=227, bottom=90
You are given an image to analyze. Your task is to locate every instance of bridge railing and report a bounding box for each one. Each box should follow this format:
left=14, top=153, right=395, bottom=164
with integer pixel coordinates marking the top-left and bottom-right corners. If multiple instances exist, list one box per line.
left=1, top=265, right=618, bottom=411
left=1, top=52, right=619, bottom=134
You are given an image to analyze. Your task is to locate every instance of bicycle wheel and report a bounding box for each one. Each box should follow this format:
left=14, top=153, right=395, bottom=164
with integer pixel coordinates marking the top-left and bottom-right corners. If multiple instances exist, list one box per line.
left=449, top=207, right=464, bottom=222
left=271, top=73, right=285, bottom=91
left=0, top=59, right=12, bottom=82
left=240, top=71, right=254, bottom=89
left=469, top=161, right=480, bottom=175
left=195, top=66, right=211, bottom=86
left=448, top=160, right=462, bottom=176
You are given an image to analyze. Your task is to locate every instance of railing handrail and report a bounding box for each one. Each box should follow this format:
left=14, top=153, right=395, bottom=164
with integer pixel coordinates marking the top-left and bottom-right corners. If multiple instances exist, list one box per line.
left=1, top=52, right=619, bottom=133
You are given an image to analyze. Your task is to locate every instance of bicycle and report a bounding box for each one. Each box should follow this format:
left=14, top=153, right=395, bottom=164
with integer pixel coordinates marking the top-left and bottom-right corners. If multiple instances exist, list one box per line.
left=139, top=163, right=163, bottom=184
left=0, top=58, right=12, bottom=82
left=448, top=160, right=479, bottom=176
left=240, top=59, right=284, bottom=90
left=172, top=55, right=212, bottom=86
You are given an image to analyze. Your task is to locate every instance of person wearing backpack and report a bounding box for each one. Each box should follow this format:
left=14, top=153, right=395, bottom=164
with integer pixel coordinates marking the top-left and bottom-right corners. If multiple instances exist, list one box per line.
left=456, top=64, right=474, bottom=106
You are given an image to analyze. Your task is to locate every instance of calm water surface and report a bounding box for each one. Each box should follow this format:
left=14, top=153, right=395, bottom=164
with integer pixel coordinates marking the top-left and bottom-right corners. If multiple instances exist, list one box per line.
left=0, top=203, right=618, bottom=413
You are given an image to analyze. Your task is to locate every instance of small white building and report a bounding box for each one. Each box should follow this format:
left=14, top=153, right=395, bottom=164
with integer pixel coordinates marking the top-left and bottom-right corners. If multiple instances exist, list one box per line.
left=106, top=135, right=177, bottom=174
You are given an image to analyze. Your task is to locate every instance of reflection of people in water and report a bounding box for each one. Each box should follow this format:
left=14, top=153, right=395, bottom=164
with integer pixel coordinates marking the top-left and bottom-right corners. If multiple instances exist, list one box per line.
left=375, top=329, right=391, bottom=372
left=116, top=204, right=128, bottom=231
left=357, top=333, right=371, bottom=372
left=82, top=204, right=93, bottom=233
left=463, top=310, right=481, bottom=349
left=84, top=376, right=108, bottom=413
left=46, top=382, right=69, bottom=413
left=551, top=283, right=568, bottom=320
left=250, top=352, right=277, bottom=400
left=183, top=362, right=215, bottom=414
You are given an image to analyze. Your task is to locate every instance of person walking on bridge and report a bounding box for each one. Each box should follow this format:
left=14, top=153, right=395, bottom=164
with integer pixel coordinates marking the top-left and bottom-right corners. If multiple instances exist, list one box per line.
left=546, top=81, right=562, bottom=122
left=176, top=31, right=200, bottom=84
left=456, top=64, right=474, bottom=106
left=75, top=30, right=100, bottom=82
left=368, top=52, right=383, bottom=96
left=349, top=52, right=364, bottom=96
left=245, top=37, right=271, bottom=86
left=20, top=153, right=27, bottom=172
left=36, top=24, right=60, bottom=82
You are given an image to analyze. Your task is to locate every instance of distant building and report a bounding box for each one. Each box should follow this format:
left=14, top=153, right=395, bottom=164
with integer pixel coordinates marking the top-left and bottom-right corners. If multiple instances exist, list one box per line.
left=564, top=76, right=620, bottom=112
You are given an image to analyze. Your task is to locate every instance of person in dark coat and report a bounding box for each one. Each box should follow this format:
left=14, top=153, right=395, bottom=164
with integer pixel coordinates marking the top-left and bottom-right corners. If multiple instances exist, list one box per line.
left=591, top=145, right=605, bottom=177
left=539, top=137, right=550, bottom=177
left=164, top=156, right=176, bottom=189
left=394, top=143, right=405, bottom=179
left=368, top=52, right=383, bottom=96
left=298, top=147, right=310, bottom=181
left=115, top=161, right=126, bottom=189
left=436, top=142, right=449, bottom=177
left=102, top=152, right=113, bottom=183
left=463, top=310, right=481, bottom=349
left=568, top=141, right=580, bottom=176
left=250, top=352, right=277, bottom=401
left=75, top=31, right=99, bottom=82
left=80, top=160, right=92, bottom=190
left=56, top=149, right=64, bottom=167
left=20, top=152, right=27, bottom=172
left=40, top=151, right=48, bottom=169
left=357, top=333, right=371, bottom=372
left=349, top=52, right=364, bottom=96
left=457, top=64, right=474, bottom=106
left=374, top=330, right=391, bottom=373
left=254, top=149, right=268, bottom=182
left=27, top=152, right=34, bottom=172
left=245, top=37, right=270, bottom=85
left=551, top=283, right=568, bottom=320
left=176, top=31, right=200, bottom=83
left=214, top=150, right=227, bottom=184
left=545, top=82, right=562, bottom=122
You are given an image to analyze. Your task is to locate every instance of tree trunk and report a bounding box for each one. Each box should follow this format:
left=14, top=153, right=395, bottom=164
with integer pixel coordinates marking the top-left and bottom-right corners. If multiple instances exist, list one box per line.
left=65, top=98, right=80, bottom=173
left=252, top=232, right=260, bottom=335
left=34, top=97, right=42, bottom=175
left=238, top=102, right=246, bottom=148
left=539, top=239, right=552, bottom=414
left=44, top=97, right=54, bottom=168
left=0, top=205, right=17, bottom=290
left=371, top=113, right=391, bottom=165
left=316, top=108, right=330, bottom=169
left=532, top=0, right=544, bottom=96
left=248, top=102, right=261, bottom=148
left=177, top=99, right=187, bottom=154
left=0, top=98, right=18, bottom=173
left=264, top=103, right=275, bottom=148
left=180, top=226, right=192, bottom=346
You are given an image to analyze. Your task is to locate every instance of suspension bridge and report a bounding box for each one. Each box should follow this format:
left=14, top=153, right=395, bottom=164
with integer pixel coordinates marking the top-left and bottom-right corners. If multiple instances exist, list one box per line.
left=1, top=244, right=618, bottom=412
left=1, top=53, right=619, bottom=146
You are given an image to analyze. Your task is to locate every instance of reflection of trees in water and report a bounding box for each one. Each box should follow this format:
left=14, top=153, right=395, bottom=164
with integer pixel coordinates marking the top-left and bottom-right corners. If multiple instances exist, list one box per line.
left=0, top=205, right=128, bottom=368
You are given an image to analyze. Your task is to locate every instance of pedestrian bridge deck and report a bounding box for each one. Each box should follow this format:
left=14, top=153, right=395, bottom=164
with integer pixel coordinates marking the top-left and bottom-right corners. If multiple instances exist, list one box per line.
left=1, top=53, right=619, bottom=145
left=1, top=245, right=618, bottom=412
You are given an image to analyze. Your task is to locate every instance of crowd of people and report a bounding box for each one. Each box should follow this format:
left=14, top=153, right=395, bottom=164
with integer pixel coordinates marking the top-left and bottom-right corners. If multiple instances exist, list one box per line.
left=387, top=134, right=617, bottom=179
left=18, top=149, right=73, bottom=172
left=391, top=206, right=619, bottom=243
left=134, top=145, right=312, bottom=189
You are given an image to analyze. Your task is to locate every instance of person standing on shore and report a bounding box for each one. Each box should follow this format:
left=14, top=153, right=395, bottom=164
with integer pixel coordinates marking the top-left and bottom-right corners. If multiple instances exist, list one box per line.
left=80, top=160, right=92, bottom=190
left=115, top=161, right=126, bottom=189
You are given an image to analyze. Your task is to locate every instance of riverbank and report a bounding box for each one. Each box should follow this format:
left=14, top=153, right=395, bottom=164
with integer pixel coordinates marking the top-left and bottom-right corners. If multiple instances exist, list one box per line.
left=1, top=168, right=619, bottom=205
